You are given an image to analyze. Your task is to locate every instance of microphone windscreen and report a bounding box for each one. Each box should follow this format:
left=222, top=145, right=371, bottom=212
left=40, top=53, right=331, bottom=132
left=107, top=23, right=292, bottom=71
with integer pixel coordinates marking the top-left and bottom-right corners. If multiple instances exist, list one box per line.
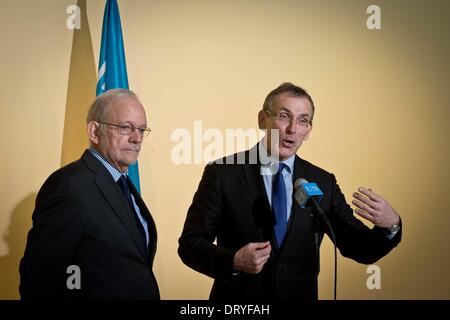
left=294, top=178, right=309, bottom=190
left=294, top=178, right=324, bottom=208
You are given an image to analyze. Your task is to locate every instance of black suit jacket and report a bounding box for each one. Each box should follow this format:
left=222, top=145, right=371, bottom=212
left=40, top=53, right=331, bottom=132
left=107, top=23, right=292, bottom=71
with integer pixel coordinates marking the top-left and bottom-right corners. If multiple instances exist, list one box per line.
left=178, top=146, right=401, bottom=300
left=20, top=150, right=159, bottom=300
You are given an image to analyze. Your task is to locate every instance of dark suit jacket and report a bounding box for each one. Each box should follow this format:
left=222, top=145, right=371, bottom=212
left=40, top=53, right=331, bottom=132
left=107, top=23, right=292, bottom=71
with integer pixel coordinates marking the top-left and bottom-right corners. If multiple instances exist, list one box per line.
left=20, top=150, right=159, bottom=300
left=178, top=146, right=401, bottom=300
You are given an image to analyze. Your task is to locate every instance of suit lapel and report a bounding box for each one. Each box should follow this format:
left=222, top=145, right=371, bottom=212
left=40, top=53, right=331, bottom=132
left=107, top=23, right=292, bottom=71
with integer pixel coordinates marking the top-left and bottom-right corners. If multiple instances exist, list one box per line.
left=82, top=150, right=148, bottom=260
left=241, top=146, right=274, bottom=244
left=282, top=156, right=314, bottom=253
left=128, top=180, right=158, bottom=261
left=240, top=146, right=314, bottom=252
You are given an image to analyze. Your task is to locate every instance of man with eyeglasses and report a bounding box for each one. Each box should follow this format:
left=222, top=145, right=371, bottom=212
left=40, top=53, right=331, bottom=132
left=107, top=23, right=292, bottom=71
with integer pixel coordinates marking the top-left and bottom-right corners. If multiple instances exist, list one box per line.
left=178, top=82, right=401, bottom=300
left=20, top=89, right=159, bottom=300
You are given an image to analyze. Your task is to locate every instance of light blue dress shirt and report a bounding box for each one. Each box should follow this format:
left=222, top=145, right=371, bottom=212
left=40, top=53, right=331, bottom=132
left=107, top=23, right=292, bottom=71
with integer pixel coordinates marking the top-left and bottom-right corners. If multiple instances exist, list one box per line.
left=259, top=142, right=295, bottom=222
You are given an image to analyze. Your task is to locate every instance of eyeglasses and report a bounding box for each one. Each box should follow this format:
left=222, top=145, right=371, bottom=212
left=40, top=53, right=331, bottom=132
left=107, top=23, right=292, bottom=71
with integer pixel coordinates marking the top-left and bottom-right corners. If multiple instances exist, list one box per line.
left=264, top=110, right=311, bottom=128
left=98, top=122, right=151, bottom=137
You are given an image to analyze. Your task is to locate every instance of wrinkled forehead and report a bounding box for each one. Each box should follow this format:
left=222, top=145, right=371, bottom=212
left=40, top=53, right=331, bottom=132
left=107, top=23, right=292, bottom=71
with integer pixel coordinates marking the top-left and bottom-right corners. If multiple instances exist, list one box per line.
left=272, top=93, right=313, bottom=116
left=106, top=96, right=146, bottom=124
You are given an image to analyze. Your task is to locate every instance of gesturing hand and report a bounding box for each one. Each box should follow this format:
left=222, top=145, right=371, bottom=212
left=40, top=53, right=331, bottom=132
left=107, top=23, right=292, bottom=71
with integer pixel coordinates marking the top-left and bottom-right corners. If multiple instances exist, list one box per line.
left=233, top=242, right=271, bottom=274
left=352, top=187, right=400, bottom=229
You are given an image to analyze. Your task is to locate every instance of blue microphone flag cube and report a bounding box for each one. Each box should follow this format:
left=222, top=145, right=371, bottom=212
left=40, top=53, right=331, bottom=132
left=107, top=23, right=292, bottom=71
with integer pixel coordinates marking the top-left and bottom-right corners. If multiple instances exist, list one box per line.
left=303, top=182, right=323, bottom=202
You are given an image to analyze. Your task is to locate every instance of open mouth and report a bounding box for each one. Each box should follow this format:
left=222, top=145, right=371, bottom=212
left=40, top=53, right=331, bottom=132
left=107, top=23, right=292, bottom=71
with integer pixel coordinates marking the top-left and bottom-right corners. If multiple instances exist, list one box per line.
left=281, top=138, right=295, bottom=148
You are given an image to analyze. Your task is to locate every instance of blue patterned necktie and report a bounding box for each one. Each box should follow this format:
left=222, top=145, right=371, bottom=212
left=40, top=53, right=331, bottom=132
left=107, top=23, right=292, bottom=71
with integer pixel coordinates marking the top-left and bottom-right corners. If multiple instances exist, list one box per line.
left=117, top=175, right=147, bottom=248
left=272, top=163, right=288, bottom=247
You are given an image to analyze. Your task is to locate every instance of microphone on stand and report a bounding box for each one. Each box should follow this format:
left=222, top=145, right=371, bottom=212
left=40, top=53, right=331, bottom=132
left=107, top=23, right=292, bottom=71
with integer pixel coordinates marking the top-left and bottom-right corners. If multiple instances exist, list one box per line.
left=294, top=178, right=337, bottom=300
left=294, top=178, right=325, bottom=214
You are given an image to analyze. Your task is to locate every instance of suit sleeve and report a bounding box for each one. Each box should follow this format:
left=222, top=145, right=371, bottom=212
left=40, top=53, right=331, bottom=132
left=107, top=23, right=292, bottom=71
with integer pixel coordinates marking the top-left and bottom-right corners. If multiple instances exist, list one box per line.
left=19, top=171, right=83, bottom=299
left=178, top=164, right=237, bottom=279
left=326, top=174, right=401, bottom=264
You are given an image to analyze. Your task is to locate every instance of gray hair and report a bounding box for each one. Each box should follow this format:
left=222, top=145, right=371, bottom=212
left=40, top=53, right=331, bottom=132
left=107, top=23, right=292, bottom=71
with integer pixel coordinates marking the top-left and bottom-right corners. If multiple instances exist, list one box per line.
left=86, top=88, right=139, bottom=124
left=262, top=82, right=315, bottom=121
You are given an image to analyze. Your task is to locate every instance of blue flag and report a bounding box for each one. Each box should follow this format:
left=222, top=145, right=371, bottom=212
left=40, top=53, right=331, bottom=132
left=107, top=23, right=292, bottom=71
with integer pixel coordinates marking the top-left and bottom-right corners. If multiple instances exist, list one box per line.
left=96, top=0, right=141, bottom=193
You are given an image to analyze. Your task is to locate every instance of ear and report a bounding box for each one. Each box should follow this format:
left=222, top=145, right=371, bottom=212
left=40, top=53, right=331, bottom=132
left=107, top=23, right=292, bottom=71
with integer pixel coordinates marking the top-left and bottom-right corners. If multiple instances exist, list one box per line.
left=87, top=121, right=100, bottom=145
left=258, top=110, right=267, bottom=130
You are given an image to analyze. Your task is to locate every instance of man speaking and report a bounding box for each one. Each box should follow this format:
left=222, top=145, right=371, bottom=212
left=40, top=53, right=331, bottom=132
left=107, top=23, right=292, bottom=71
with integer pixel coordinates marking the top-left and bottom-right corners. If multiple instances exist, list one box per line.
left=178, top=82, right=401, bottom=300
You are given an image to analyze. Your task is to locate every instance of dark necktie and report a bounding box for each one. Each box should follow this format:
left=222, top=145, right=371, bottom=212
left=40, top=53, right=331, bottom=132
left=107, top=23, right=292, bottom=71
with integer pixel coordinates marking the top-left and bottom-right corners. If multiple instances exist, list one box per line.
left=272, top=163, right=287, bottom=247
left=117, top=175, right=148, bottom=248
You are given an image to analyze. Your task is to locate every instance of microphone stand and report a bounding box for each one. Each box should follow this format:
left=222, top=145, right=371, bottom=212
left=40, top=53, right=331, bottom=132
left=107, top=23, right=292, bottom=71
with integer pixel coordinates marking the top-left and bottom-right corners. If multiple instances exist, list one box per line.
left=309, top=197, right=337, bottom=300
left=310, top=202, right=321, bottom=300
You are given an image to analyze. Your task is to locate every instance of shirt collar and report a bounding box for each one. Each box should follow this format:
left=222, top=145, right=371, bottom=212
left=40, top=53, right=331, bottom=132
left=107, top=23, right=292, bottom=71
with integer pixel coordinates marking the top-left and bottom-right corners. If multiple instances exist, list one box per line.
left=89, top=146, right=128, bottom=182
left=258, top=140, right=295, bottom=176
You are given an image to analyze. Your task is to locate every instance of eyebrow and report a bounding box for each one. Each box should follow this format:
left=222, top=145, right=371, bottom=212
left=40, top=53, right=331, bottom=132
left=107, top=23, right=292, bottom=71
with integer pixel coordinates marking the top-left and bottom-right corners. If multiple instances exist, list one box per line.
left=279, top=108, right=311, bottom=118
left=121, top=121, right=148, bottom=128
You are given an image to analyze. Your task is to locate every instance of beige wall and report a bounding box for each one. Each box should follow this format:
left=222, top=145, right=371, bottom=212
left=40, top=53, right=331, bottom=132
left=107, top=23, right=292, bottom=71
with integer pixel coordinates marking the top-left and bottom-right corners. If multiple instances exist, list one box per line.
left=0, top=0, right=449, bottom=299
